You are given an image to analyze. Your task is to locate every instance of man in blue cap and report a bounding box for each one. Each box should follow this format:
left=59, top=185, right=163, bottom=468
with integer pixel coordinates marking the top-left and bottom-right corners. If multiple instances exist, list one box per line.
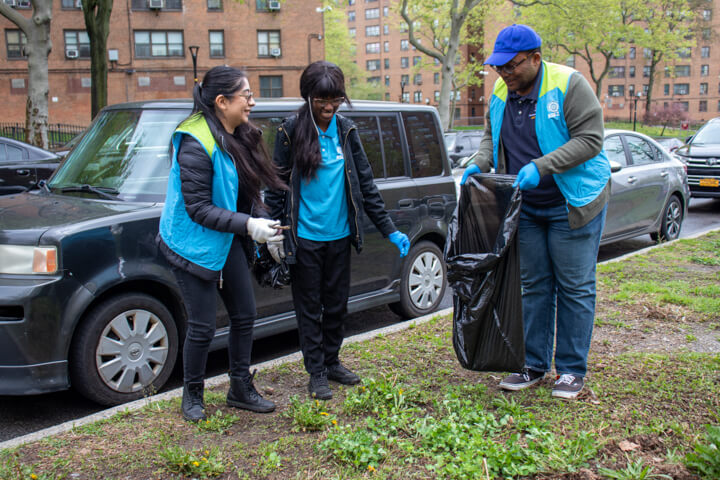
left=461, top=24, right=610, bottom=399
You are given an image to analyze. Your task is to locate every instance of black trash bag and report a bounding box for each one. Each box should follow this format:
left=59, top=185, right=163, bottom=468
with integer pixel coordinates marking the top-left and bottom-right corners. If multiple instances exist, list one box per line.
left=251, top=243, right=291, bottom=289
left=444, top=173, right=525, bottom=372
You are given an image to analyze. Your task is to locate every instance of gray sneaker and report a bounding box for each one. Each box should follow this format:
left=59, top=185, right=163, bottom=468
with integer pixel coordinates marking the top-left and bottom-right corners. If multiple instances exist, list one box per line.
left=308, top=373, right=332, bottom=400
left=499, top=368, right=545, bottom=391
left=551, top=374, right=584, bottom=399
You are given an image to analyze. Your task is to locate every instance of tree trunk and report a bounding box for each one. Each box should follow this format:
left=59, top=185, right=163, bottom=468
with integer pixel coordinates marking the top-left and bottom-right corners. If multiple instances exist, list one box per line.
left=645, top=51, right=662, bottom=116
left=0, top=1, right=52, bottom=148
left=84, top=0, right=113, bottom=119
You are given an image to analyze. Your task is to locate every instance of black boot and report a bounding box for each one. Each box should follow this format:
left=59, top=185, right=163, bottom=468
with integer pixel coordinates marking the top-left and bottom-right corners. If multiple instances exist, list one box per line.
left=181, top=381, right=206, bottom=422
left=227, top=371, right=276, bottom=413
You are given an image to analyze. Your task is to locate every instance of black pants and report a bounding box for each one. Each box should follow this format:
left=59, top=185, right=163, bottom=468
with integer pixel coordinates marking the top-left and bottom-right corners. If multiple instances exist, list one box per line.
left=290, top=236, right=351, bottom=376
left=172, top=238, right=256, bottom=384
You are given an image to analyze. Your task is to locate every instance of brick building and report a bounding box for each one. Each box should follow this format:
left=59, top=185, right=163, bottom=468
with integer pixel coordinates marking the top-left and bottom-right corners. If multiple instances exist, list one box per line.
left=0, top=0, right=324, bottom=126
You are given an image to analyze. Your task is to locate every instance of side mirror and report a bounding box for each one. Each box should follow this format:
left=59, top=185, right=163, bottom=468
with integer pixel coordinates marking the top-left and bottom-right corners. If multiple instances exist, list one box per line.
left=609, top=160, right=622, bottom=173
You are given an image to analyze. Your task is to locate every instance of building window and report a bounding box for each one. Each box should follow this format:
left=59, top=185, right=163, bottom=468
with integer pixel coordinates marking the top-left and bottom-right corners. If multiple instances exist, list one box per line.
left=384, top=75, right=390, bottom=86
left=61, top=0, right=81, bottom=8
left=677, top=47, right=691, bottom=58
left=383, top=25, right=389, bottom=35
left=385, top=92, right=390, bottom=101
left=643, top=48, right=652, bottom=58
left=400, top=39, right=409, bottom=50
left=700, top=64, right=709, bottom=76
left=565, top=55, right=575, bottom=67
left=365, top=42, right=380, bottom=54
left=383, top=41, right=389, bottom=52
left=401, top=74, right=409, bottom=85
left=673, top=83, right=689, bottom=95
left=642, top=84, right=649, bottom=95
left=207, top=0, right=222, bottom=10
left=663, top=84, right=669, bottom=95
left=401, top=57, right=409, bottom=68
left=348, top=11, right=355, bottom=22
left=134, top=31, right=183, bottom=58
left=629, top=47, right=635, bottom=59
left=384, top=58, right=389, bottom=69
left=413, top=73, right=422, bottom=85
left=366, top=25, right=380, bottom=37
left=413, top=55, right=421, bottom=66
left=209, top=31, right=224, bottom=58
left=699, top=100, right=708, bottom=112
left=367, top=76, right=381, bottom=84
left=349, top=28, right=356, bottom=38
left=628, top=84, right=635, bottom=97
left=434, top=72, right=439, bottom=84
left=64, top=30, right=91, bottom=59
left=701, top=46, right=710, bottom=58
left=718, top=99, right=720, bottom=112
left=5, top=30, right=27, bottom=59
left=365, top=8, right=379, bottom=19
left=402, top=92, right=410, bottom=103
left=608, top=84, right=624, bottom=97
left=700, top=83, right=708, bottom=95
left=702, top=28, right=711, bottom=40
left=677, top=101, right=689, bottom=111
left=702, top=9, right=711, bottom=21
left=383, top=6, right=388, bottom=16
left=629, top=66, right=636, bottom=78
left=366, top=59, right=380, bottom=71
left=675, top=65, right=691, bottom=77
left=608, top=66, right=625, bottom=78
left=348, top=0, right=354, bottom=4
left=643, top=66, right=651, bottom=78
left=259, top=75, right=282, bottom=97
left=257, top=30, right=280, bottom=57
left=131, top=0, right=182, bottom=10
left=434, top=91, right=439, bottom=102
left=414, top=91, right=422, bottom=103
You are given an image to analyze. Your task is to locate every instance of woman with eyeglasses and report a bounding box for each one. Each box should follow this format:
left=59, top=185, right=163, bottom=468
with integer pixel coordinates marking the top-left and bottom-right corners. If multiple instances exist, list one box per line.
left=265, top=61, right=410, bottom=400
left=159, top=66, right=286, bottom=422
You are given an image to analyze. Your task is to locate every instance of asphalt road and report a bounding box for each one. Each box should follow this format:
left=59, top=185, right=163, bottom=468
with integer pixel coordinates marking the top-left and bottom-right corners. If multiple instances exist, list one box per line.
left=1, top=198, right=718, bottom=442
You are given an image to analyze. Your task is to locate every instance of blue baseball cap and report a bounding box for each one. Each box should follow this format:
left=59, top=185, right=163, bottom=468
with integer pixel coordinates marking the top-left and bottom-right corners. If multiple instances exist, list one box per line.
left=484, top=24, right=542, bottom=66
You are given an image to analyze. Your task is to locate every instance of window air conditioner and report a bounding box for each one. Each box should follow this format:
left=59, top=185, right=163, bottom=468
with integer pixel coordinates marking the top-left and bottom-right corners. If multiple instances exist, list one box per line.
left=66, top=48, right=79, bottom=59
left=268, top=0, right=281, bottom=10
left=270, top=48, right=281, bottom=57
left=75, top=0, right=82, bottom=8
left=4, top=0, right=18, bottom=7
left=148, top=0, right=164, bottom=9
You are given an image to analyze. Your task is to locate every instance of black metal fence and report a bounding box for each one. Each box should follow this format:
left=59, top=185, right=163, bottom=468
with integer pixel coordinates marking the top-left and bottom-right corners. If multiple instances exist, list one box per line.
left=0, top=123, right=87, bottom=148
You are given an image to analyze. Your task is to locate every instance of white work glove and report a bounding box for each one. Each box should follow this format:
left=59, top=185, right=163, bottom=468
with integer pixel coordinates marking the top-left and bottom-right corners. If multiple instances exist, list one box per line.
left=267, top=238, right=285, bottom=264
left=246, top=217, right=283, bottom=244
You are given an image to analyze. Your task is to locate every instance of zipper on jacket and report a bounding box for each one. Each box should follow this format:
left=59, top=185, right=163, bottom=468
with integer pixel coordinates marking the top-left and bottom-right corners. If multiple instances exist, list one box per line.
left=219, top=271, right=223, bottom=289
left=342, top=125, right=361, bottom=243
left=281, top=125, right=298, bottom=245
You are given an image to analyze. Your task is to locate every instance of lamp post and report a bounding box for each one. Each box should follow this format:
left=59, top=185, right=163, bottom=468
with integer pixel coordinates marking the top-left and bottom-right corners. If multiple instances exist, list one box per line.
left=633, top=91, right=642, bottom=131
left=188, top=45, right=200, bottom=84
left=400, top=80, right=406, bottom=102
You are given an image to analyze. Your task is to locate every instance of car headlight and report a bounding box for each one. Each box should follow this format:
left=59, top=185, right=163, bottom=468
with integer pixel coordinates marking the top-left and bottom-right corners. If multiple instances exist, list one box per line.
left=0, top=245, right=58, bottom=274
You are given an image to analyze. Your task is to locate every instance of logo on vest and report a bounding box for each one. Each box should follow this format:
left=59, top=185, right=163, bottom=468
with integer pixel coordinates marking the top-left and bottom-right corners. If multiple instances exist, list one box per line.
left=547, top=101, right=560, bottom=119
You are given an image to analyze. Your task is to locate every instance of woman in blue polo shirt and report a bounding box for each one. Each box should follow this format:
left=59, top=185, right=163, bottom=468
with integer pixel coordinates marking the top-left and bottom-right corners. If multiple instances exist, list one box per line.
left=265, top=61, right=410, bottom=400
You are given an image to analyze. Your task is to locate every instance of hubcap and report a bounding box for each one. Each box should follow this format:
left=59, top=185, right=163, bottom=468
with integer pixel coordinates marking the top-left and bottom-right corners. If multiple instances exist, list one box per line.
left=665, top=200, right=682, bottom=239
left=95, top=309, right=169, bottom=393
left=408, top=251, right=444, bottom=309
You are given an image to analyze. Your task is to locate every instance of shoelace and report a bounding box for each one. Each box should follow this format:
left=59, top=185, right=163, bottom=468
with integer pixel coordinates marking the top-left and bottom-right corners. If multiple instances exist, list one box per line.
left=556, top=374, right=576, bottom=385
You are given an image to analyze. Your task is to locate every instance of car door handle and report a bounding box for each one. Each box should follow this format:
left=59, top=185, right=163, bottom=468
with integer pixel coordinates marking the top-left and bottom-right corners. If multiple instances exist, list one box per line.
left=660, top=171, right=669, bottom=177
left=16, top=169, right=30, bottom=176
left=398, top=199, right=413, bottom=208
left=627, top=176, right=637, bottom=184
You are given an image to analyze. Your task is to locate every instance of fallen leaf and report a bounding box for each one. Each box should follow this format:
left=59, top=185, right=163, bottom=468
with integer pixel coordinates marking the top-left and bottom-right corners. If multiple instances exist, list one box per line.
left=618, top=440, right=640, bottom=451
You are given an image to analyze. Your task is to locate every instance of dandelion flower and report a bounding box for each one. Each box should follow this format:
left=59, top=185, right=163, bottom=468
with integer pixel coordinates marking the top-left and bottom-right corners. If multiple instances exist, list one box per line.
left=320, top=412, right=329, bottom=416
left=201, top=457, right=207, bottom=462
left=30, top=475, right=38, bottom=480
left=367, top=465, right=376, bottom=472
left=315, top=400, right=320, bottom=407
left=204, top=450, right=209, bottom=455
left=331, top=420, right=338, bottom=425
left=398, top=389, right=403, bottom=395
left=193, top=461, right=200, bottom=467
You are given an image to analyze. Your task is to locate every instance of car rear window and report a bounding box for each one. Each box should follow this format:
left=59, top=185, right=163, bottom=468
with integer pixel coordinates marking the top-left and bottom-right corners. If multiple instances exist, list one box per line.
left=401, top=111, right=443, bottom=178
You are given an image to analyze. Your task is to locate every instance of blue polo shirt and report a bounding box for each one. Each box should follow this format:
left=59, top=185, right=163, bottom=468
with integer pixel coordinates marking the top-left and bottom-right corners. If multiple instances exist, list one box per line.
left=501, top=65, right=565, bottom=207
left=297, top=114, right=351, bottom=241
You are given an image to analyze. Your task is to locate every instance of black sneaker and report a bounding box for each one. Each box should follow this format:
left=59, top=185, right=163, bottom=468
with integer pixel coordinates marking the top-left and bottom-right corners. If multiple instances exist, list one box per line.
left=327, top=363, right=361, bottom=385
left=499, top=368, right=545, bottom=391
left=551, top=374, right=584, bottom=399
left=308, top=373, right=332, bottom=400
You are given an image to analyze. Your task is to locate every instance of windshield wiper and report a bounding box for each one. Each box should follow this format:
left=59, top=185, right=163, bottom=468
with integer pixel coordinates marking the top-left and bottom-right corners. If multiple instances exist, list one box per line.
left=57, top=184, right=120, bottom=200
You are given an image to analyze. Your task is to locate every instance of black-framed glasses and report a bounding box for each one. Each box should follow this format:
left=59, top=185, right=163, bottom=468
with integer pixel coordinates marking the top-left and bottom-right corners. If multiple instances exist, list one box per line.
left=229, top=90, right=254, bottom=100
left=491, top=53, right=534, bottom=75
left=312, top=97, right=345, bottom=108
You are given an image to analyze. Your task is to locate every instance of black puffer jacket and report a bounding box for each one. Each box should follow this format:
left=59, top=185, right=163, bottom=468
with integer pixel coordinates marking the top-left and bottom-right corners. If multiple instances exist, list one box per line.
left=265, top=113, right=396, bottom=263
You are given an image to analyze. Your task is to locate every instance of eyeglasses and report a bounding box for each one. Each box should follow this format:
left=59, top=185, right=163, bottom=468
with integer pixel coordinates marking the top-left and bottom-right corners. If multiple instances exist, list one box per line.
left=491, top=53, right=534, bottom=75
left=312, top=97, right=345, bottom=108
left=229, top=90, right=254, bottom=100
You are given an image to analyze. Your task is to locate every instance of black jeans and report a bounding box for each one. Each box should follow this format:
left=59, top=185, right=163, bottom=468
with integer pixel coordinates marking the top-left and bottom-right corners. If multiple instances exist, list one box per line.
left=172, top=238, right=256, bottom=384
left=290, top=236, right=351, bottom=376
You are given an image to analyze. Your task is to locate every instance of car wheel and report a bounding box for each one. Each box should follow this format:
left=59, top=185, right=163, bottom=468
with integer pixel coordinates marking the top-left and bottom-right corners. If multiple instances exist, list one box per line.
left=650, top=195, right=683, bottom=242
left=389, top=241, right=447, bottom=319
left=70, top=293, right=179, bottom=406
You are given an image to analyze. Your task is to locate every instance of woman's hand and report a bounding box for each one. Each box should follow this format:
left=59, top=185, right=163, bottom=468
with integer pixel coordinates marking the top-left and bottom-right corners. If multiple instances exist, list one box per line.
left=246, top=217, right=284, bottom=244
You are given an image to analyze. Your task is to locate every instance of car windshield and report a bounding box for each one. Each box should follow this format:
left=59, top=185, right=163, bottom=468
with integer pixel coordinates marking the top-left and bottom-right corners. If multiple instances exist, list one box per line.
left=691, top=121, right=720, bottom=145
left=49, top=108, right=190, bottom=202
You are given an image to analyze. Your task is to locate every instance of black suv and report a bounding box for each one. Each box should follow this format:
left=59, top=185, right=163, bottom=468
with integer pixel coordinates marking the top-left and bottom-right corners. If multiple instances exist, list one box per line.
left=673, top=117, right=720, bottom=198
left=0, top=99, right=456, bottom=405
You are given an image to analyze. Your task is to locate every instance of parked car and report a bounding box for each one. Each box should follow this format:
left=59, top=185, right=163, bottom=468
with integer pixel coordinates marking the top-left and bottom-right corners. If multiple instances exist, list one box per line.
left=444, top=129, right=484, bottom=166
left=672, top=117, right=720, bottom=198
left=452, top=130, right=689, bottom=244
left=654, top=137, right=684, bottom=153
left=0, top=137, right=61, bottom=195
left=0, top=99, right=456, bottom=405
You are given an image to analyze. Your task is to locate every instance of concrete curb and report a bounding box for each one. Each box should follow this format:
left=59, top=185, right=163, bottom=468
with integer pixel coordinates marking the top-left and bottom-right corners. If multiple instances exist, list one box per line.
left=3, top=226, right=718, bottom=451
left=0, top=307, right=450, bottom=452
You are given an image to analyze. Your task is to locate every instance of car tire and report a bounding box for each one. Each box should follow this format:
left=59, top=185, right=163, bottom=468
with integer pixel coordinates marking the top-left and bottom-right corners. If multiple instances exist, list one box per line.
left=650, top=195, right=683, bottom=242
left=69, top=293, right=179, bottom=406
left=389, top=240, right=447, bottom=319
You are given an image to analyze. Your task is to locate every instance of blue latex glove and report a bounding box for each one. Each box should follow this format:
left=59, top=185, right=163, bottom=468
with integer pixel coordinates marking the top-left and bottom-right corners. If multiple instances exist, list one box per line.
left=460, top=164, right=481, bottom=185
left=388, top=231, right=410, bottom=257
left=513, top=162, right=541, bottom=190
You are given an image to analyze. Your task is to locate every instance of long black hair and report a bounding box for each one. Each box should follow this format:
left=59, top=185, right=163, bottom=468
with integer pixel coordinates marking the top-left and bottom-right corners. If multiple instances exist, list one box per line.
left=190, top=65, right=285, bottom=206
left=292, top=61, right=351, bottom=181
